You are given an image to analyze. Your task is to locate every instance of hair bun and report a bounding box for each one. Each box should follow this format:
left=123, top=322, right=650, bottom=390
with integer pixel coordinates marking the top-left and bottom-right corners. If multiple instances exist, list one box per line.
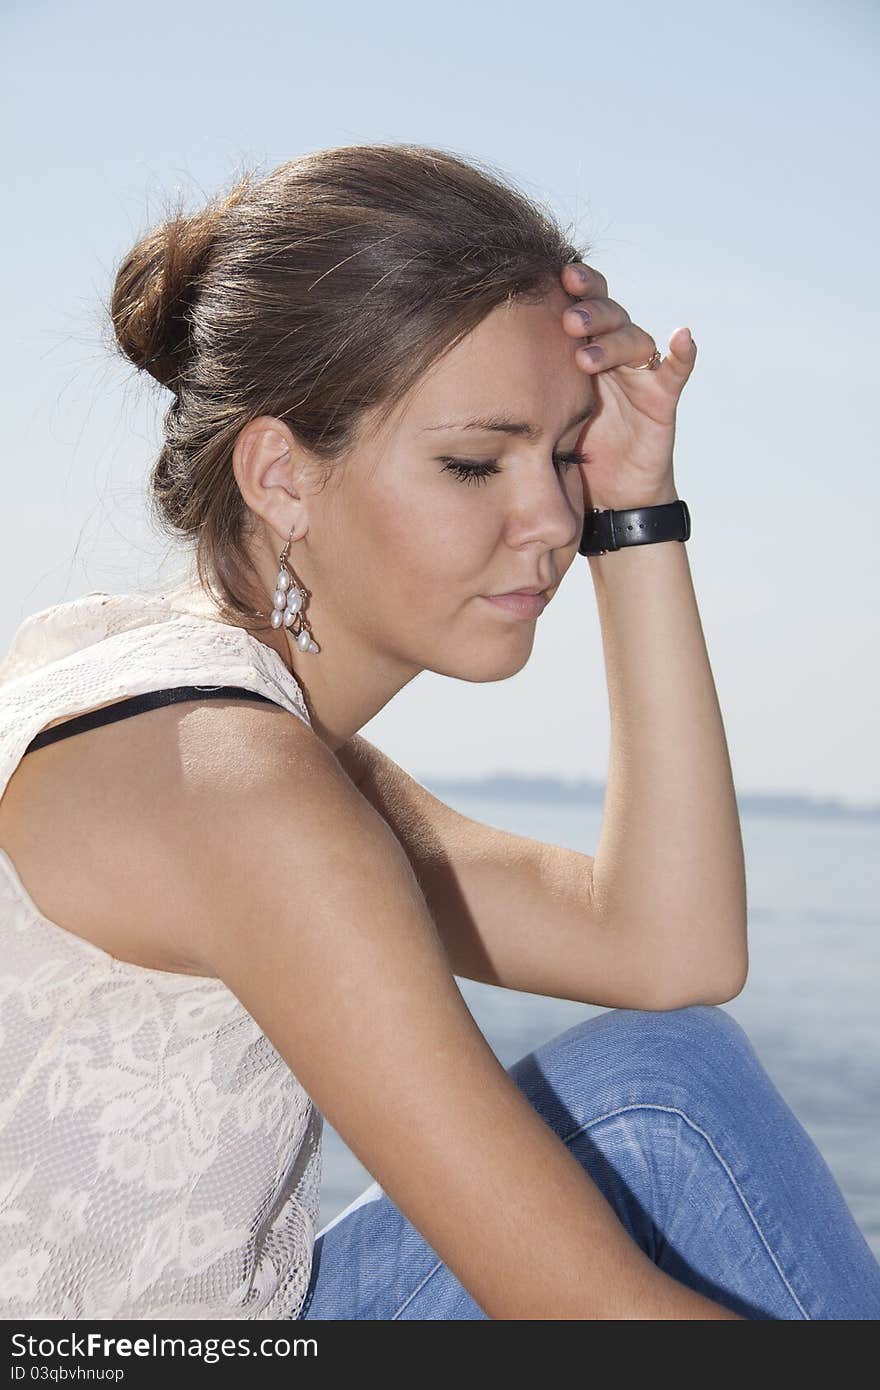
left=110, top=177, right=252, bottom=390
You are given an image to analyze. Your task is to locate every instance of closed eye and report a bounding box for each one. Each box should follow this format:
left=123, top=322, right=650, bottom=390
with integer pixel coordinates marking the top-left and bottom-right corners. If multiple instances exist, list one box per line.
left=438, top=450, right=587, bottom=487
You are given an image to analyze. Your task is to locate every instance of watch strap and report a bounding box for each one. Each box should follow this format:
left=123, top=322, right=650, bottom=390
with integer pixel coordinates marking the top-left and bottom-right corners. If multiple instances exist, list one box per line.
left=579, top=499, right=691, bottom=556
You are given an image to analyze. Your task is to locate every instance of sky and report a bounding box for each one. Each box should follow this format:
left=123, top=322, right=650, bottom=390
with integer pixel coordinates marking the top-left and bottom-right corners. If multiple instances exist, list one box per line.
left=2, top=0, right=878, bottom=805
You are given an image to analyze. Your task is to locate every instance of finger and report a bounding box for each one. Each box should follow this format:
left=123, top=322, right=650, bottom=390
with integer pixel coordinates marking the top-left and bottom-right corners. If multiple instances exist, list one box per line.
left=618, top=327, right=697, bottom=381
left=561, top=296, right=631, bottom=340
left=664, top=326, right=697, bottom=371
left=560, top=260, right=609, bottom=301
left=572, top=320, right=659, bottom=373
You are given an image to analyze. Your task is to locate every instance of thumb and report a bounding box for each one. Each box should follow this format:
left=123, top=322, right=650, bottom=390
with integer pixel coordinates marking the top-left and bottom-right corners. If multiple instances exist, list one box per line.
left=666, top=326, right=697, bottom=375
left=639, top=326, right=696, bottom=394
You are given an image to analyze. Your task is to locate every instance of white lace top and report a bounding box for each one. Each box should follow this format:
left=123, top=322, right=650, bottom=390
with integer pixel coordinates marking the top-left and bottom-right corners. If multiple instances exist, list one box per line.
left=0, top=584, right=323, bottom=1320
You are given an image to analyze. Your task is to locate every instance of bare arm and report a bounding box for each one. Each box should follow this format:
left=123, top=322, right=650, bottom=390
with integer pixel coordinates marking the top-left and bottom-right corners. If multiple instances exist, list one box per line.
left=586, top=520, right=748, bottom=998
left=336, top=731, right=742, bottom=1009
left=168, top=711, right=743, bottom=1319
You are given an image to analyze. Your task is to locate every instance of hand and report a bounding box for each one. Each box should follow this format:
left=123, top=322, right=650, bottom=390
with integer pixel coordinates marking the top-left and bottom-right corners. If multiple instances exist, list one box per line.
left=559, top=261, right=698, bottom=512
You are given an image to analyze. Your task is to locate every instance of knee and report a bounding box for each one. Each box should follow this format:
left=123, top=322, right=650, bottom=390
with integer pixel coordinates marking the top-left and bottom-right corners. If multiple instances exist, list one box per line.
left=596, top=1003, right=757, bottom=1081
left=546, top=1001, right=750, bottom=1065
left=510, top=1004, right=761, bottom=1121
left=615, top=1002, right=752, bottom=1056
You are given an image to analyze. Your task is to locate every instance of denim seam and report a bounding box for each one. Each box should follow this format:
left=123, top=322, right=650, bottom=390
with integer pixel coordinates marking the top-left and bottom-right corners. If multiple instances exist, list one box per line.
left=389, top=1099, right=809, bottom=1320
left=391, top=1258, right=447, bottom=1319
left=560, top=1101, right=810, bottom=1320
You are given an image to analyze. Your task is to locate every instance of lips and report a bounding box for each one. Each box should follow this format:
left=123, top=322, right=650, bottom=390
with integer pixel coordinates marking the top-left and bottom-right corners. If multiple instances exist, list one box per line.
left=482, top=591, right=548, bottom=618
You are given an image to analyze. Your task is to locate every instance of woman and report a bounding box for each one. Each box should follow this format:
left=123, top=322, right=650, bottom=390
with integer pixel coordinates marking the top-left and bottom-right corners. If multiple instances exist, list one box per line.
left=1, top=143, right=877, bottom=1320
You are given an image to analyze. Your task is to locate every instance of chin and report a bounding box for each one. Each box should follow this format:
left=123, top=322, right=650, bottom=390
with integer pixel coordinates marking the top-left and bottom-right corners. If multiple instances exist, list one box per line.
left=440, top=642, right=535, bottom=685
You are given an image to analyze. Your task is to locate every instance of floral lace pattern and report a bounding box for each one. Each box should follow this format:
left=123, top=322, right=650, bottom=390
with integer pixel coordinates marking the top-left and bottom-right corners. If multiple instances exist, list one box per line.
left=0, top=589, right=323, bottom=1319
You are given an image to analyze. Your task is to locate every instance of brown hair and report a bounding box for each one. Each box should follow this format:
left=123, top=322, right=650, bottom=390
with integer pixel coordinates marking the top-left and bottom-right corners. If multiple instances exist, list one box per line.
left=109, top=142, right=589, bottom=633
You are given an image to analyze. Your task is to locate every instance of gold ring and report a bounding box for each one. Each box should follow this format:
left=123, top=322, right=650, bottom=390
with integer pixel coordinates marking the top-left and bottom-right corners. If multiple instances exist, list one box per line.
left=628, top=348, right=663, bottom=371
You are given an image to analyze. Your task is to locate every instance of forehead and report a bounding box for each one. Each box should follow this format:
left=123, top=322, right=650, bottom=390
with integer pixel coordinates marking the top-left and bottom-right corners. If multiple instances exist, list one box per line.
left=400, top=288, right=594, bottom=434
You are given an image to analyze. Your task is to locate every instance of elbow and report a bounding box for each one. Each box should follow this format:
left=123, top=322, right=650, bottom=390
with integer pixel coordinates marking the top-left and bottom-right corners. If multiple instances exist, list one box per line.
left=645, top=976, right=748, bottom=1012
left=693, top=966, right=749, bottom=1006
left=647, top=952, right=750, bottom=1012
left=710, top=930, right=750, bottom=1003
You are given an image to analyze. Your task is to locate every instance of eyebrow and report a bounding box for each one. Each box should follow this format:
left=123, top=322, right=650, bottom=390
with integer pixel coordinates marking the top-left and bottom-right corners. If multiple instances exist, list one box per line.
left=420, top=401, right=596, bottom=441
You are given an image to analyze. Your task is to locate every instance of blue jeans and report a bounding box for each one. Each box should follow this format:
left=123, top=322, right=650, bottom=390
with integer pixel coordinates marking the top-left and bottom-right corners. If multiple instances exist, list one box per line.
left=297, top=1005, right=880, bottom=1319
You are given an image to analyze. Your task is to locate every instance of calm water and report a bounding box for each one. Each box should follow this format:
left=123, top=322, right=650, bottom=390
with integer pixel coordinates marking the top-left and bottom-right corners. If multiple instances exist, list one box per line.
left=316, top=797, right=880, bottom=1262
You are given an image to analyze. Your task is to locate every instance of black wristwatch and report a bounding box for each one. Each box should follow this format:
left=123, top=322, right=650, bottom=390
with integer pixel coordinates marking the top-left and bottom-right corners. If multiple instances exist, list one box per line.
left=578, top=499, right=691, bottom=556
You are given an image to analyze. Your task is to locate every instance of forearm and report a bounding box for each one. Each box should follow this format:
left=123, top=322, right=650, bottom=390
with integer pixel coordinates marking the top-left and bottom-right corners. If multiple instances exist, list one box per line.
left=587, top=503, right=748, bottom=1004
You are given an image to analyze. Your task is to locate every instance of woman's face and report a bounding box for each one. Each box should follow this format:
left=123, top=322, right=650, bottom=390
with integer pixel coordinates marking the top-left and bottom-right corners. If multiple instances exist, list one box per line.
left=309, top=282, right=595, bottom=687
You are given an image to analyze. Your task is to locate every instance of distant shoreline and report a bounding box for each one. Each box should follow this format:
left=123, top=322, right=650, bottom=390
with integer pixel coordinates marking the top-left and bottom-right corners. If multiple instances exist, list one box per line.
left=416, top=773, right=880, bottom=823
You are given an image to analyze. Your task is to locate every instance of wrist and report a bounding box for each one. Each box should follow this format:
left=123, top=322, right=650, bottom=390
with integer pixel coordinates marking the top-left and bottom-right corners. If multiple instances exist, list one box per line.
left=588, top=485, right=680, bottom=511
left=579, top=492, right=689, bottom=559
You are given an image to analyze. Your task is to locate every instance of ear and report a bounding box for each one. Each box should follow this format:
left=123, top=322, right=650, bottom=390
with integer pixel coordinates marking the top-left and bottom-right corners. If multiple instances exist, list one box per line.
left=233, top=417, right=305, bottom=541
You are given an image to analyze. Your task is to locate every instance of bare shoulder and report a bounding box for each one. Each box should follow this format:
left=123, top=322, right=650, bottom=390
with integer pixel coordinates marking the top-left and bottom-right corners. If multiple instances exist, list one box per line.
left=0, top=695, right=321, bottom=976
left=159, top=701, right=397, bottom=965
left=140, top=698, right=382, bottom=969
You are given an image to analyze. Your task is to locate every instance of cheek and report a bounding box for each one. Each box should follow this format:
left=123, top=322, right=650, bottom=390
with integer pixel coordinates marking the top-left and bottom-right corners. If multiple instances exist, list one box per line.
left=334, top=507, right=438, bottom=619
left=343, top=468, right=504, bottom=617
left=371, top=479, right=482, bottom=585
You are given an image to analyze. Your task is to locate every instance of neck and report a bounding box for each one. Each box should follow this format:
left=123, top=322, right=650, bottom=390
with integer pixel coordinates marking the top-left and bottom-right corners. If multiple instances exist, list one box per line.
left=162, top=575, right=419, bottom=754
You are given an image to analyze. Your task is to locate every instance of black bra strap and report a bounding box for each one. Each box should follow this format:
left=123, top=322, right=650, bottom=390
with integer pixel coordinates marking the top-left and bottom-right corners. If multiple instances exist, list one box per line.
left=23, top=685, right=285, bottom=757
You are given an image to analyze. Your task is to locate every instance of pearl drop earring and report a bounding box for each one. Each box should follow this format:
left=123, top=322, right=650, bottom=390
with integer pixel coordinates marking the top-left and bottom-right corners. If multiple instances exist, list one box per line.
left=270, top=528, right=320, bottom=654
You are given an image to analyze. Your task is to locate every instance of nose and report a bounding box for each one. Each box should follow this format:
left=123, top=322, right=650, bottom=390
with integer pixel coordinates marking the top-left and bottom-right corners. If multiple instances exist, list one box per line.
left=504, top=467, right=582, bottom=554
